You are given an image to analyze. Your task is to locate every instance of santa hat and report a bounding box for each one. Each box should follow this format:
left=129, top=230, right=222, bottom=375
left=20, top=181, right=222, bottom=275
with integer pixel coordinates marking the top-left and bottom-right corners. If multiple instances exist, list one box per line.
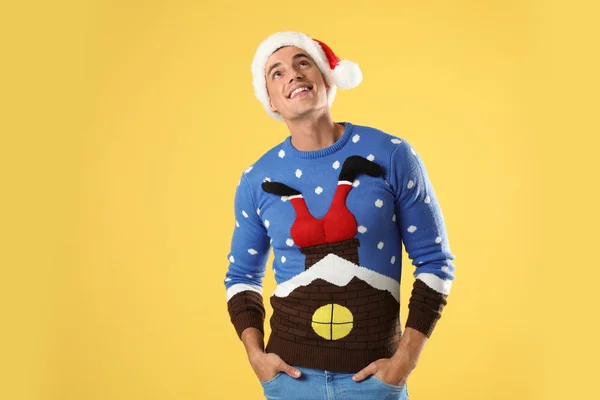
left=251, top=31, right=362, bottom=121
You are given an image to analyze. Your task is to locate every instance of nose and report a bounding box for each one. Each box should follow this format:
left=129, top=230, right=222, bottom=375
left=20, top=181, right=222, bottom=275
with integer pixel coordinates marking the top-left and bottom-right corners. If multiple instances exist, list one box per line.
left=288, top=69, right=305, bottom=83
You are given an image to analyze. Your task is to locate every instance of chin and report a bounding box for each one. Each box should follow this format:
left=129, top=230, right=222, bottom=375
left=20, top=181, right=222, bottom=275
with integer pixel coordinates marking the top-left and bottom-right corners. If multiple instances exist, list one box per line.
left=289, top=108, right=324, bottom=120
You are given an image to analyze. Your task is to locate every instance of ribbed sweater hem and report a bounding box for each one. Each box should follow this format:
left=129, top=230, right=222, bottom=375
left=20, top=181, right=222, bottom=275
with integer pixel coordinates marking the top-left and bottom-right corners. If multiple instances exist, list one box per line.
left=265, top=334, right=400, bottom=374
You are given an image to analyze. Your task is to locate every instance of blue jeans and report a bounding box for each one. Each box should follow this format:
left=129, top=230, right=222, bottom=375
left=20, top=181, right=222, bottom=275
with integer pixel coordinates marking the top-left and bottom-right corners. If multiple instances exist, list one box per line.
left=259, top=366, right=410, bottom=400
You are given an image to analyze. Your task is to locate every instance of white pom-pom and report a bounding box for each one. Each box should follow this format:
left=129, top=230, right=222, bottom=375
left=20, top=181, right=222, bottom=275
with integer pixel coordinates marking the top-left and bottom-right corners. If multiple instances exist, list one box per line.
left=332, top=60, right=362, bottom=89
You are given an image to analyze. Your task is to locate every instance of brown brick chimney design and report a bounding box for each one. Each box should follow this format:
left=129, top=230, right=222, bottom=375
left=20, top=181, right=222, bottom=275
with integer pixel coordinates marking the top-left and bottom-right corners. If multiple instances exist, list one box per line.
left=267, top=238, right=401, bottom=354
left=261, top=156, right=402, bottom=372
left=301, top=238, right=361, bottom=269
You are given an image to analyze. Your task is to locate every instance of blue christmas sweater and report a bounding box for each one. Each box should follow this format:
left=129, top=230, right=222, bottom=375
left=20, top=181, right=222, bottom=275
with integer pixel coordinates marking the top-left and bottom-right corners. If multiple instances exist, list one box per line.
left=224, top=122, right=456, bottom=373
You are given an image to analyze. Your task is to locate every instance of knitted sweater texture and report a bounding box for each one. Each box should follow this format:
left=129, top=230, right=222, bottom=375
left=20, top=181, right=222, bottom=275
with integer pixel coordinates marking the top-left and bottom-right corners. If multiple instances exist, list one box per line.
left=224, top=122, right=456, bottom=373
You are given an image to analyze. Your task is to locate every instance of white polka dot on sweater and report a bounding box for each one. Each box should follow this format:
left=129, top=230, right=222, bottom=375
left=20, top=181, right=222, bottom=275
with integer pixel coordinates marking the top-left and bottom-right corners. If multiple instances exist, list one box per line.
left=391, top=138, right=402, bottom=144
left=315, top=186, right=323, bottom=194
left=435, top=236, right=442, bottom=244
left=411, top=148, right=417, bottom=155
left=281, top=196, right=288, bottom=202
left=407, top=180, right=414, bottom=189
left=333, top=160, right=340, bottom=169
left=441, top=265, right=449, bottom=272
left=281, top=256, right=286, bottom=263
left=352, top=134, right=360, bottom=143
left=246, top=274, right=253, bottom=278
left=242, top=210, right=248, bottom=218
left=225, top=278, right=231, bottom=282
left=229, top=255, right=235, bottom=263
left=392, top=214, right=396, bottom=222
left=265, top=220, right=270, bottom=228
left=244, top=166, right=253, bottom=173
left=256, top=208, right=260, bottom=215
left=384, top=180, right=390, bottom=187
left=407, top=225, right=417, bottom=233
left=248, top=249, right=258, bottom=255
left=295, top=169, right=302, bottom=178
left=391, top=256, right=396, bottom=264
left=418, top=261, right=424, bottom=264
left=286, top=238, right=294, bottom=247
left=367, top=154, right=375, bottom=161
left=375, top=199, right=383, bottom=208
left=357, top=226, right=367, bottom=233
left=377, top=242, right=384, bottom=249
left=274, top=269, right=277, bottom=274
left=353, top=179, right=360, bottom=187
left=263, top=177, right=271, bottom=182
left=424, top=195, right=431, bottom=204
left=238, top=179, right=241, bottom=186
left=278, top=149, right=285, bottom=158
left=235, top=220, right=239, bottom=227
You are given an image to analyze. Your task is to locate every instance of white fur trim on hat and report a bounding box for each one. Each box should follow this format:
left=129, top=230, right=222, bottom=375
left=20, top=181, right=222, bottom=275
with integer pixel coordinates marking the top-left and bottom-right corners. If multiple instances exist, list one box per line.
left=251, top=31, right=361, bottom=121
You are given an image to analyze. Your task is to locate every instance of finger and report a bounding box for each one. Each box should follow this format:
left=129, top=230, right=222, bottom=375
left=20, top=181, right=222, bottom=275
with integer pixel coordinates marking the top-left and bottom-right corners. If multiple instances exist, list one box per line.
left=280, top=361, right=301, bottom=378
left=352, top=363, right=377, bottom=382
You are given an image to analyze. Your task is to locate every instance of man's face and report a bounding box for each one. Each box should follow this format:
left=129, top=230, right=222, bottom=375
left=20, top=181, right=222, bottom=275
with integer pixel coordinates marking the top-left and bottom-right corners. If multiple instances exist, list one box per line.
left=264, top=46, right=330, bottom=121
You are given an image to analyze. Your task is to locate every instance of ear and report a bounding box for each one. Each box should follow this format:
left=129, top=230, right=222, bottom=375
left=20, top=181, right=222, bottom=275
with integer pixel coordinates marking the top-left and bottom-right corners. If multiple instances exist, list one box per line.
left=266, top=85, right=278, bottom=112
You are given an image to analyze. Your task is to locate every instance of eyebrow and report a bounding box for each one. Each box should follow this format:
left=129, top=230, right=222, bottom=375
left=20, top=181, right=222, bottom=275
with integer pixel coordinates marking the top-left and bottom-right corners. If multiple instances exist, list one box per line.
left=266, top=53, right=311, bottom=78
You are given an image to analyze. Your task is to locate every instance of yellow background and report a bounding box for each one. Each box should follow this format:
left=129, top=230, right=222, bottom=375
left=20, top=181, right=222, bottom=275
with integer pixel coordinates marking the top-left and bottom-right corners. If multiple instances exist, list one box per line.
left=1, top=0, right=599, bottom=399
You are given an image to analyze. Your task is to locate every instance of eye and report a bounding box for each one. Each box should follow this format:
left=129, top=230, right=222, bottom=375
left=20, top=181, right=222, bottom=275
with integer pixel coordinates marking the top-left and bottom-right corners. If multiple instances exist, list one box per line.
left=272, top=71, right=281, bottom=79
left=299, top=60, right=309, bottom=66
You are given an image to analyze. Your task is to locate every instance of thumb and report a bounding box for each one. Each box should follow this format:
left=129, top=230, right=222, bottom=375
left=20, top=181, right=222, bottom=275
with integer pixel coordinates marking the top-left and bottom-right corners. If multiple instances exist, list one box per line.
left=281, top=362, right=302, bottom=378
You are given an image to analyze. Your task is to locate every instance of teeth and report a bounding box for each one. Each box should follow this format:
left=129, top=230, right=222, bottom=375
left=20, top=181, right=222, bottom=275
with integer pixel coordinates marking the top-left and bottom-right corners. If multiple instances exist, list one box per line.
left=290, top=87, right=310, bottom=98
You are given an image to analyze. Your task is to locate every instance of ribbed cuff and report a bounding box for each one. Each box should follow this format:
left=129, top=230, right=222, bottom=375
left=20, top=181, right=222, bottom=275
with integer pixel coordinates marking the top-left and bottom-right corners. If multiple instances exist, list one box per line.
left=405, top=307, right=440, bottom=338
left=227, top=290, right=266, bottom=340
left=231, top=310, right=265, bottom=340
left=405, top=279, right=448, bottom=338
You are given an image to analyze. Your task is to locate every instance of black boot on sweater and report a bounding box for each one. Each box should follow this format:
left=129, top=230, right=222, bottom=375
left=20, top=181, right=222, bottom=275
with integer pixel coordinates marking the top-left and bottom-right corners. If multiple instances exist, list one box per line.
left=338, top=155, right=382, bottom=182
left=261, top=181, right=302, bottom=197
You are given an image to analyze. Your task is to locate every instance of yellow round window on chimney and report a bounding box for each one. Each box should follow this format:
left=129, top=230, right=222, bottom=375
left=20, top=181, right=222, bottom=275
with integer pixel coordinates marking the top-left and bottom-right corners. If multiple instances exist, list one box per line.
left=311, top=303, right=354, bottom=340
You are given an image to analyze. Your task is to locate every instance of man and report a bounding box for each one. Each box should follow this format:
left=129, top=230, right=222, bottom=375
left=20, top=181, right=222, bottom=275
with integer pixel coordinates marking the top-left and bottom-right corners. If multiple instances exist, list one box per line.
left=223, top=31, right=456, bottom=400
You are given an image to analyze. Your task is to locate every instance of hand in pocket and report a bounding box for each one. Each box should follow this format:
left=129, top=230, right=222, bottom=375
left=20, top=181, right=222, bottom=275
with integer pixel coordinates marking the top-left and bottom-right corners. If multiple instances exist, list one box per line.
left=249, top=352, right=302, bottom=382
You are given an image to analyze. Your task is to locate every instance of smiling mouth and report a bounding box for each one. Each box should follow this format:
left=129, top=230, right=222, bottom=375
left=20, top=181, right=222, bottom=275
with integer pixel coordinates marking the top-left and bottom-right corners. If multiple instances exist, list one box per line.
left=288, top=86, right=313, bottom=99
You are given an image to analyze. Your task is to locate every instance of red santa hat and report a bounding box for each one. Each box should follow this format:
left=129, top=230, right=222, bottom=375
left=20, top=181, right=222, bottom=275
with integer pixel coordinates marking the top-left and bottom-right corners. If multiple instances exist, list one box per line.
left=251, top=31, right=362, bottom=121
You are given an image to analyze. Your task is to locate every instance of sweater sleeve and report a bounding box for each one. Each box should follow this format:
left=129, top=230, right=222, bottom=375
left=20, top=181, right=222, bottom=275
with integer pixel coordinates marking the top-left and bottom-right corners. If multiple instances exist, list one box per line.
left=388, top=139, right=456, bottom=338
left=224, top=172, right=271, bottom=340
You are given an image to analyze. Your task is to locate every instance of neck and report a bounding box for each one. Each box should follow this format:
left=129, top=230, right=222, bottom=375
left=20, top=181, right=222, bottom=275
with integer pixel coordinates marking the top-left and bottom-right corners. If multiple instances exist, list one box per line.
left=284, top=112, right=344, bottom=151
